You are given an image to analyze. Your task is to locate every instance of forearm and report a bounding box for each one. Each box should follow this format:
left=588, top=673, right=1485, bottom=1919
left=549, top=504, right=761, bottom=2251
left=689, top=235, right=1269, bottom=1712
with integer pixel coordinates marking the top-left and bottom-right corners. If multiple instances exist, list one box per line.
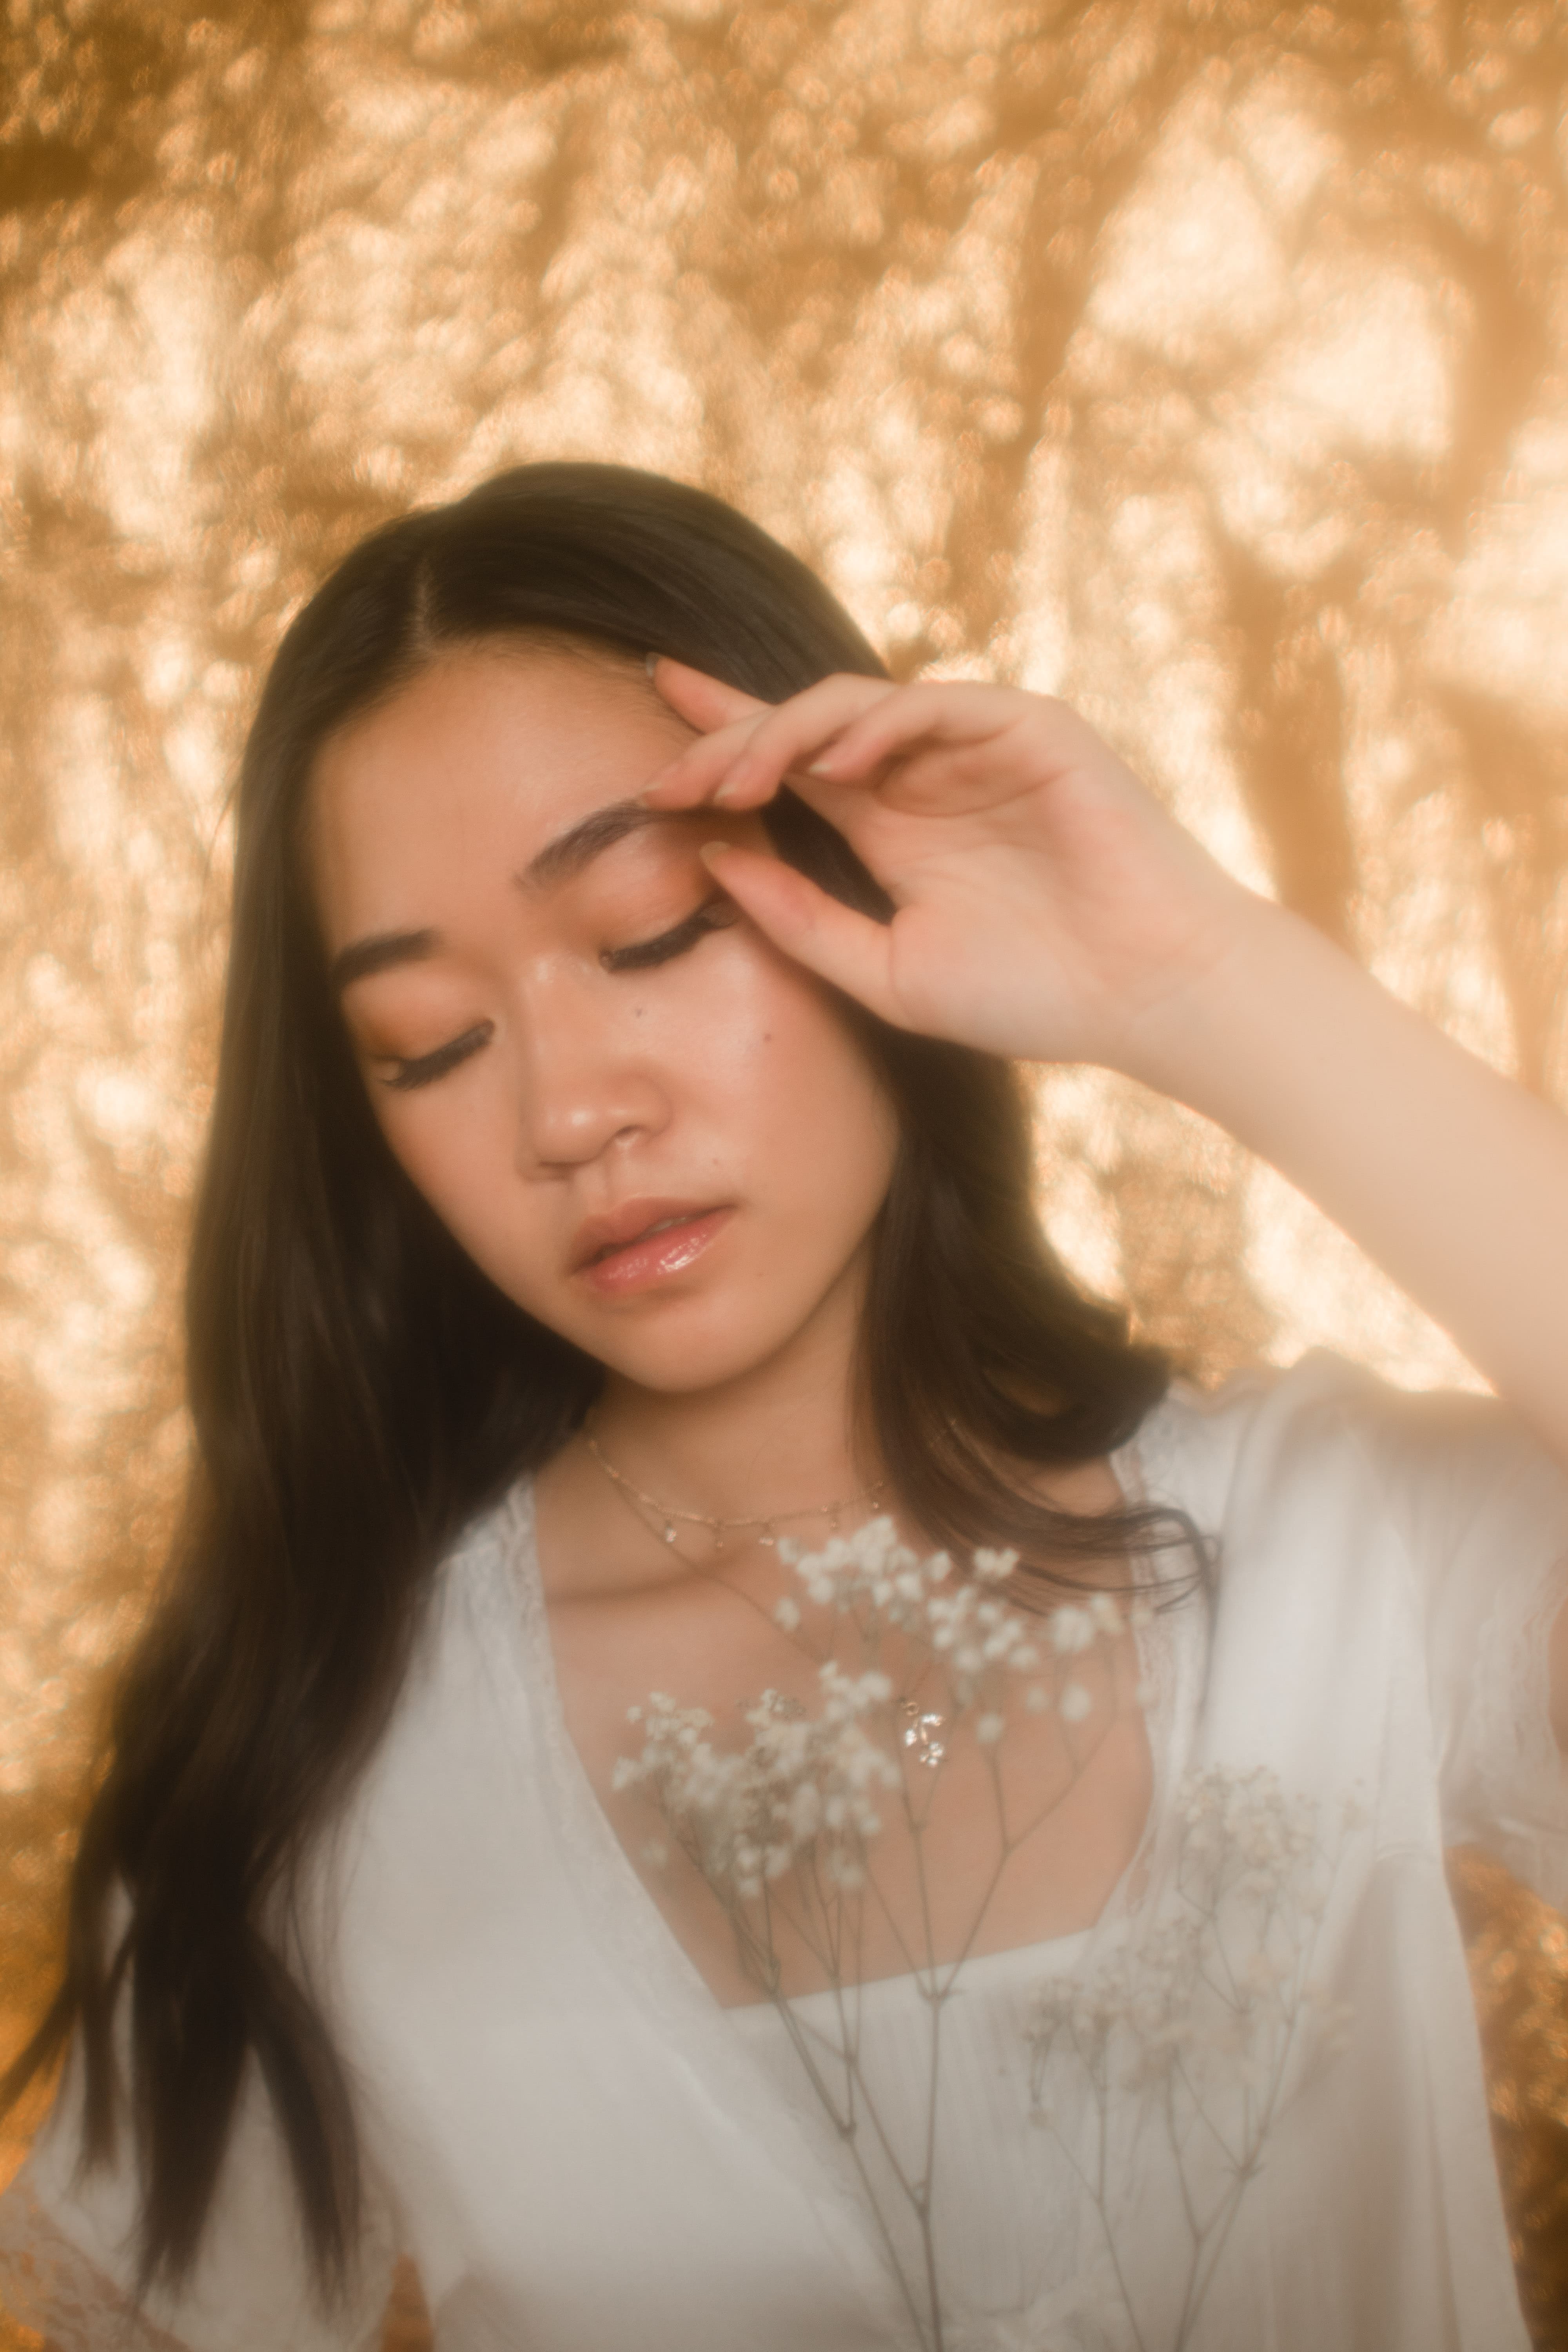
left=1125, top=897, right=1568, bottom=1467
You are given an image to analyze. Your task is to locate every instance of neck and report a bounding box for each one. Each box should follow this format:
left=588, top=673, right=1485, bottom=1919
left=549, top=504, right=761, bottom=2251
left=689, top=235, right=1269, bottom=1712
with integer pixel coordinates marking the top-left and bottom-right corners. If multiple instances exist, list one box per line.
left=587, top=1276, right=875, bottom=1531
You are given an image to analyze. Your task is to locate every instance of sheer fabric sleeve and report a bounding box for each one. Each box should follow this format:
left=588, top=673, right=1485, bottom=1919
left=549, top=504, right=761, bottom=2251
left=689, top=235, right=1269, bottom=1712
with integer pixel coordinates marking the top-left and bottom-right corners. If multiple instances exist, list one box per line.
left=0, top=2031, right=393, bottom=2352
left=0, top=2168, right=195, bottom=2352
left=1339, top=1365, right=1568, bottom=1911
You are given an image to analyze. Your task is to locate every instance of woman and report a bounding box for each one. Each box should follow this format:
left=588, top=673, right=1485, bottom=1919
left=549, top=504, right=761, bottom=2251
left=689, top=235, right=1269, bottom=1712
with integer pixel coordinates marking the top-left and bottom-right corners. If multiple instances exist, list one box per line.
left=1, top=461, right=1565, bottom=2351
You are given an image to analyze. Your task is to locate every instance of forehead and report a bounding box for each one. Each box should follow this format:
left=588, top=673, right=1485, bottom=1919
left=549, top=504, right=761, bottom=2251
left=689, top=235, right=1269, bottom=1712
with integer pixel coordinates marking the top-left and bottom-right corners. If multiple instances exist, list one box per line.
left=308, top=645, right=692, bottom=926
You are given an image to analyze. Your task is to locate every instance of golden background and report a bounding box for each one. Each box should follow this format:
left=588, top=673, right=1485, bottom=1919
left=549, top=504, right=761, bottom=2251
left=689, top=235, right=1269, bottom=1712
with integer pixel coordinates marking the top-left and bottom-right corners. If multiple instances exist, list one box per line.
left=2, top=0, right=1566, bottom=2284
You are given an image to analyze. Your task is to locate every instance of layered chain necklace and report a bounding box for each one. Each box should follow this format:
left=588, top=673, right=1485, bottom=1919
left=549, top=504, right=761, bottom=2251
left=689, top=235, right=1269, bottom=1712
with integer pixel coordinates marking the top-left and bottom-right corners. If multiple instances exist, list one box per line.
left=581, top=1427, right=947, bottom=1767
left=582, top=1428, right=886, bottom=1553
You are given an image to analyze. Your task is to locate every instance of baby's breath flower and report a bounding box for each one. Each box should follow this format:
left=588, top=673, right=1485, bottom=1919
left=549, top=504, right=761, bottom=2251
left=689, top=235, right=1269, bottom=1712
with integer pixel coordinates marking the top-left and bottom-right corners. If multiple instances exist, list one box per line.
left=975, top=1711, right=1005, bottom=1746
left=1049, top=1604, right=1097, bottom=1656
left=773, top=1596, right=801, bottom=1632
left=1060, top=1681, right=1094, bottom=1723
left=973, top=1546, right=1019, bottom=1584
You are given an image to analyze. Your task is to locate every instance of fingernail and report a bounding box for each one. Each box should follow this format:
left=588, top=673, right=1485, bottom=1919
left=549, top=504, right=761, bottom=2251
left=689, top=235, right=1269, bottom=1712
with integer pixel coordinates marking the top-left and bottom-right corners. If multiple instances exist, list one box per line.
left=698, top=840, right=733, bottom=865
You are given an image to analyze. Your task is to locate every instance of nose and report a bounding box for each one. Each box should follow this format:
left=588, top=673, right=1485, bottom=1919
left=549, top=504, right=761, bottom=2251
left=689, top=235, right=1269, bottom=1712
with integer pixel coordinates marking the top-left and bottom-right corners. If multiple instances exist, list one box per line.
left=513, top=973, right=669, bottom=1173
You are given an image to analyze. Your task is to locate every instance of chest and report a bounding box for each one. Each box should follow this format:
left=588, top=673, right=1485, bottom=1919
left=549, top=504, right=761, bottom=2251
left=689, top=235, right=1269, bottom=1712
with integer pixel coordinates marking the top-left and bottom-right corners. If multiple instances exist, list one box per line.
left=546, top=1576, right=1154, bottom=2007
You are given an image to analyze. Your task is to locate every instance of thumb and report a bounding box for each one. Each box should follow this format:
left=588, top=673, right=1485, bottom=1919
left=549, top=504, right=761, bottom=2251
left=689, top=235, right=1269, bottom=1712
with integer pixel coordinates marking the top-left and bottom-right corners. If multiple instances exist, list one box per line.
left=699, top=843, right=901, bottom=1025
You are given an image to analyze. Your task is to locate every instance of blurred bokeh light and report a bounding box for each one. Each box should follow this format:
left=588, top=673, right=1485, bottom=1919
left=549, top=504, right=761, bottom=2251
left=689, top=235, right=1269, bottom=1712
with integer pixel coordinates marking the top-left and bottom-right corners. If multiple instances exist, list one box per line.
left=2, top=0, right=1566, bottom=2298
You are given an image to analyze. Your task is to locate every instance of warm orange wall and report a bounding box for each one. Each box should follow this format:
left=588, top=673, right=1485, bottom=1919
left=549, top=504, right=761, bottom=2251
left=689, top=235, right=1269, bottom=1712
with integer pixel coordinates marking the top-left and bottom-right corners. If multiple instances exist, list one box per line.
left=2, top=0, right=1564, bottom=2263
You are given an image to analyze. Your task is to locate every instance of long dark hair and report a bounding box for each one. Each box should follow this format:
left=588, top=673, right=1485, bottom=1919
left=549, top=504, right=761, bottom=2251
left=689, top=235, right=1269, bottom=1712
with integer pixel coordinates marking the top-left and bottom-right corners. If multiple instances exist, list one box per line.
left=5, top=463, right=1190, bottom=2305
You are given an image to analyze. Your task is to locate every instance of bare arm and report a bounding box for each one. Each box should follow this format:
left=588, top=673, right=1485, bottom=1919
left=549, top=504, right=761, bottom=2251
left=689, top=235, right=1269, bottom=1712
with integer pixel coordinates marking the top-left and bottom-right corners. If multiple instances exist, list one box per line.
left=1126, top=893, right=1568, bottom=1472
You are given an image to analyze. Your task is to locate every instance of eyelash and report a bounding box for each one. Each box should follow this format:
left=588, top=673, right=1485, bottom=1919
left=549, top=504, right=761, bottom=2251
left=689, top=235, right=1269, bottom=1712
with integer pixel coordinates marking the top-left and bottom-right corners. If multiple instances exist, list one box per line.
left=599, top=895, right=737, bottom=974
left=380, top=897, right=737, bottom=1092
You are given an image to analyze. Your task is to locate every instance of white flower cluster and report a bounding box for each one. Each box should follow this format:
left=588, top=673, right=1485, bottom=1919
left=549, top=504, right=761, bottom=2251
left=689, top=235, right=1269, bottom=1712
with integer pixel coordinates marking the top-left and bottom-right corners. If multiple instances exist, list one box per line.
left=1024, top=1764, right=1359, bottom=2349
left=615, top=1518, right=1143, bottom=1917
left=1175, top=1764, right=1324, bottom=1914
left=614, top=1676, right=904, bottom=1902
left=775, top=1515, right=1140, bottom=1720
left=1027, top=1767, right=1345, bottom=2104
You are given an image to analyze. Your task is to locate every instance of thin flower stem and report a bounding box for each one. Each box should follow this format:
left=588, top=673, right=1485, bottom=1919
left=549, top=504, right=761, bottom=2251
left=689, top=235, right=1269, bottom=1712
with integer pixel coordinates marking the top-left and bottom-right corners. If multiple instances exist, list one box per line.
left=768, top=2000, right=936, bottom=2350
left=1039, top=2064, right=1151, bottom=2352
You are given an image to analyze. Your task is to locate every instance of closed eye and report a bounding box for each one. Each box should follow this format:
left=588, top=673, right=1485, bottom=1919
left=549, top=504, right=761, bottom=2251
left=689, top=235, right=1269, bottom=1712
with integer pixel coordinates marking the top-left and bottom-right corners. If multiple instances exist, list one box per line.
left=373, top=900, right=735, bottom=1091
left=380, top=1022, right=493, bottom=1093
left=600, top=896, right=739, bottom=974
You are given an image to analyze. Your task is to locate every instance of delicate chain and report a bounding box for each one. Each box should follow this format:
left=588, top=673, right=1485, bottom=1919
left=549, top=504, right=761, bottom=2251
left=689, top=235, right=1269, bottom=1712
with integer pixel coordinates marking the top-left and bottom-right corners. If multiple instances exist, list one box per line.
left=581, top=1428, right=945, bottom=1765
left=582, top=1428, right=885, bottom=1553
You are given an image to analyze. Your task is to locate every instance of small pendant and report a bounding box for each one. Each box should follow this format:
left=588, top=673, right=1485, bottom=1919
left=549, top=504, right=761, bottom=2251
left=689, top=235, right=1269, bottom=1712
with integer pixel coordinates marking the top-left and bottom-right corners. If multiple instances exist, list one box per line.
left=758, top=1524, right=776, bottom=1548
left=661, top=1523, right=677, bottom=1545
left=900, top=1700, right=946, bottom=1770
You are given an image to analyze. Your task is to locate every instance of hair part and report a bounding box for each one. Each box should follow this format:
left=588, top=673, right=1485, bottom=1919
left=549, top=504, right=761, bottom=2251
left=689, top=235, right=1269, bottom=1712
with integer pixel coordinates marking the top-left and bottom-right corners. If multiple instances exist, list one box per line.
left=3, top=462, right=1196, bottom=2308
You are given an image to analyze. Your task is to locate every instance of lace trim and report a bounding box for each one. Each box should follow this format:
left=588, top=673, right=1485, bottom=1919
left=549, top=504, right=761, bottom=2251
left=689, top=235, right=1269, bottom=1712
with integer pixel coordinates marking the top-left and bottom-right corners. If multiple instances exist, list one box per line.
left=485, top=1485, right=903, bottom=2196
left=0, top=2172, right=190, bottom=2352
left=1464, top=1539, right=1568, bottom=1914
left=1107, top=1399, right=1208, bottom=1919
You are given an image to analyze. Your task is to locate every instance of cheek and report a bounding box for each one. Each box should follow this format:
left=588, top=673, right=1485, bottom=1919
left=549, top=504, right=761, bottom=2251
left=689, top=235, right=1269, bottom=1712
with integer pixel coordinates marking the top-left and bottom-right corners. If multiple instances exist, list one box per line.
left=686, top=956, right=898, bottom=1201
left=372, top=1086, right=530, bottom=1266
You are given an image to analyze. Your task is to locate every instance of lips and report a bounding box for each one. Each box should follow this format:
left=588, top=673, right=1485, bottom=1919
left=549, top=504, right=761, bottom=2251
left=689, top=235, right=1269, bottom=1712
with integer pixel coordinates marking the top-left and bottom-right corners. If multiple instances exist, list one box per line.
left=570, top=1198, right=734, bottom=1297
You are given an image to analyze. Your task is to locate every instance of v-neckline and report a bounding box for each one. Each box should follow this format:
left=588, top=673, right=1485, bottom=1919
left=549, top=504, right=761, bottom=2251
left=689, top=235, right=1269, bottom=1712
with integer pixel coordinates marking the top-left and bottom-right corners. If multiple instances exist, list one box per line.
left=501, top=1404, right=1199, bottom=2024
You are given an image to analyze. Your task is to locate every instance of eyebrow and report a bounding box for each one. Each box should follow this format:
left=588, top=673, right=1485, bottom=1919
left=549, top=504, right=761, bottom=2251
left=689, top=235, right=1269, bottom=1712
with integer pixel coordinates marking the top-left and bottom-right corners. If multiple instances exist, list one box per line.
left=517, top=798, right=666, bottom=893
left=329, top=799, right=675, bottom=993
left=329, top=928, right=439, bottom=994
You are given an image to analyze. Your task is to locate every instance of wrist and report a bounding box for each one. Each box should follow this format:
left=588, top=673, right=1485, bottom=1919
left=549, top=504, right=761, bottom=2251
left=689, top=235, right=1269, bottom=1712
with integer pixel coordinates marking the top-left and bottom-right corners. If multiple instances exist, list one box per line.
left=1111, top=891, right=1357, bottom=1134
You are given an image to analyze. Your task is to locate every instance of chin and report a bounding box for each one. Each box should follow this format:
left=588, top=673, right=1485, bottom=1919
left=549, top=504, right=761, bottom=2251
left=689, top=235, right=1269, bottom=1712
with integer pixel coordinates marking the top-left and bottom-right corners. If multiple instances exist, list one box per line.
left=589, top=1334, right=786, bottom=1399
left=572, top=1298, right=820, bottom=1400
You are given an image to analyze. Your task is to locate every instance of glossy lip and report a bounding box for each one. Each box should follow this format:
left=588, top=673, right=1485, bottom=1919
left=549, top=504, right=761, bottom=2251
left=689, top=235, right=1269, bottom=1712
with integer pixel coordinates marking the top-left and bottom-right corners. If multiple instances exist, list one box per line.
left=570, top=1197, right=734, bottom=1296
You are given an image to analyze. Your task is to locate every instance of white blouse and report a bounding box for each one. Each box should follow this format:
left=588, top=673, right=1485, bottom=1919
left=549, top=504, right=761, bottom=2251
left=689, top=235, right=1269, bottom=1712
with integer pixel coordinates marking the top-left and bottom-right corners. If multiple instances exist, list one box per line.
left=4, top=1351, right=1567, bottom=2352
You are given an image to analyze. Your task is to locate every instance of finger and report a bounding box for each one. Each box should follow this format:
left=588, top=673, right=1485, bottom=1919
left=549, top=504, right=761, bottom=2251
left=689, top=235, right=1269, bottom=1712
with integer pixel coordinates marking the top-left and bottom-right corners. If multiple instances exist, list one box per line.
left=648, top=656, right=769, bottom=734
left=696, top=674, right=900, bottom=808
left=699, top=842, right=902, bottom=1025
left=638, top=707, right=779, bottom=807
left=640, top=672, right=895, bottom=811
left=804, top=682, right=1031, bottom=795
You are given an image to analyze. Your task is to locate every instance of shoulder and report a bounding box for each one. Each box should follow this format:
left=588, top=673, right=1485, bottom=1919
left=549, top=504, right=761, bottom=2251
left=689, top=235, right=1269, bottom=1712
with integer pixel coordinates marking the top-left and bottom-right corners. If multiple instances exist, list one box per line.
left=1123, top=1350, right=1385, bottom=1534
left=382, top=1474, right=538, bottom=1722
left=1128, top=1355, right=1568, bottom=1665
left=1124, top=1348, right=1553, bottom=1543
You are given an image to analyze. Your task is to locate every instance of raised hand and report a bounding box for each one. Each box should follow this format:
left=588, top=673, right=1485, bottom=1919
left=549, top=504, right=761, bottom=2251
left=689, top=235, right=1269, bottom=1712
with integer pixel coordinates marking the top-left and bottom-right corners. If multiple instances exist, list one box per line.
left=640, top=658, right=1262, bottom=1079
